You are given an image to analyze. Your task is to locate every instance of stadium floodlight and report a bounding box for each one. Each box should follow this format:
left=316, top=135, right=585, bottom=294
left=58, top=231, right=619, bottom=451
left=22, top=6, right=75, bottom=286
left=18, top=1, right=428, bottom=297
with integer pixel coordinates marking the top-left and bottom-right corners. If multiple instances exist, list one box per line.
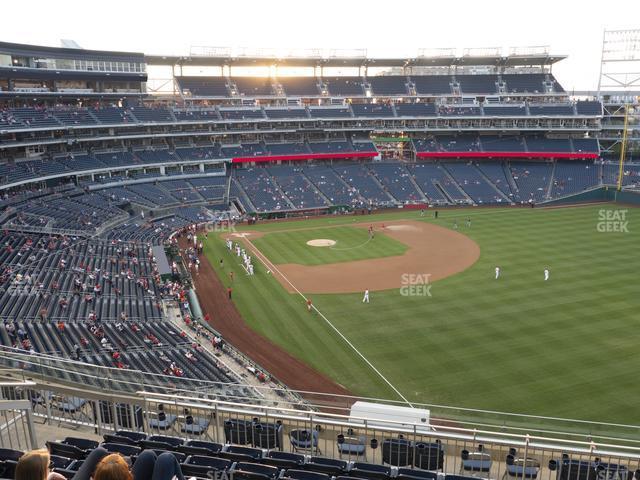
left=273, top=48, right=322, bottom=59
left=462, top=47, right=502, bottom=57
left=417, top=48, right=456, bottom=58
left=189, top=46, right=232, bottom=57
left=508, top=45, right=550, bottom=57
left=598, top=28, right=640, bottom=92
left=326, top=48, right=367, bottom=59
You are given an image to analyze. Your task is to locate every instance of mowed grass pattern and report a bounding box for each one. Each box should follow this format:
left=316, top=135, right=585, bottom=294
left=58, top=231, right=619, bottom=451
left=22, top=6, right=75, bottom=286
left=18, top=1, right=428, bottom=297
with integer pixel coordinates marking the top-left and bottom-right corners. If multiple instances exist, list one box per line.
left=202, top=205, right=640, bottom=426
left=250, top=226, right=407, bottom=265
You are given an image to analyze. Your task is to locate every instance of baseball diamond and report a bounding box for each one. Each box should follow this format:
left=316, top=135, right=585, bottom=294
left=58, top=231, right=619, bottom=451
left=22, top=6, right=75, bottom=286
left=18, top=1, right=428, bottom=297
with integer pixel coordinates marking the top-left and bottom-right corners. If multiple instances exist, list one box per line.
left=2, top=12, right=640, bottom=477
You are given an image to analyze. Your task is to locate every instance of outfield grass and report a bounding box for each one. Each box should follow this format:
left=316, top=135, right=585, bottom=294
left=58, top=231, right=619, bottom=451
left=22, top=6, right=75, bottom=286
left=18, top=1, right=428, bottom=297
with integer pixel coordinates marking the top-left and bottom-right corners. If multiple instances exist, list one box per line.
left=250, top=226, right=407, bottom=265
left=202, top=205, right=640, bottom=429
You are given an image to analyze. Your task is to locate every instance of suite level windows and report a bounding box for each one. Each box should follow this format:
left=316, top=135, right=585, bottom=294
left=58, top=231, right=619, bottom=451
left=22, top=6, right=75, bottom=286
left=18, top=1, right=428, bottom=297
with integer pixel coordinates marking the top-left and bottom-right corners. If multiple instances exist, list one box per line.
left=7, top=56, right=146, bottom=73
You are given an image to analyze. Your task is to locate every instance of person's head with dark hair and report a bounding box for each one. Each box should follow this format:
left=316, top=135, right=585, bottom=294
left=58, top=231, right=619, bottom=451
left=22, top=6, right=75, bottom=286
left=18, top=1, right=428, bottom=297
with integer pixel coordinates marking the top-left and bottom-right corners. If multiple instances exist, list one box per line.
left=94, top=454, right=132, bottom=480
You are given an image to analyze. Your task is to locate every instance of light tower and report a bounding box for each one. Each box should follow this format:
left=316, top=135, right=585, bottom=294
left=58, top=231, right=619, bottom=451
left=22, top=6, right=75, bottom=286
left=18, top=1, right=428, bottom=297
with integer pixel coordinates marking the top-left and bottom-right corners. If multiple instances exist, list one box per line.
left=597, top=29, right=640, bottom=189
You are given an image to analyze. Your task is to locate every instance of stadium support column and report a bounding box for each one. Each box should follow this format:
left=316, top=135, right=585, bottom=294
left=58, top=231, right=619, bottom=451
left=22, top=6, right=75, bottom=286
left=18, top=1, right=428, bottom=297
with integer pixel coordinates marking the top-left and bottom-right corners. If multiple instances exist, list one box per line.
left=617, top=104, right=629, bottom=191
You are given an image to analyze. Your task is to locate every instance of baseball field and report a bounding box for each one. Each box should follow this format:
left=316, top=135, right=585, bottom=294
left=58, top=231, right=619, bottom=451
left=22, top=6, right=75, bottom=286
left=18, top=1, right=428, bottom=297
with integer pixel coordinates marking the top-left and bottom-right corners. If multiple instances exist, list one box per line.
left=198, top=204, right=640, bottom=429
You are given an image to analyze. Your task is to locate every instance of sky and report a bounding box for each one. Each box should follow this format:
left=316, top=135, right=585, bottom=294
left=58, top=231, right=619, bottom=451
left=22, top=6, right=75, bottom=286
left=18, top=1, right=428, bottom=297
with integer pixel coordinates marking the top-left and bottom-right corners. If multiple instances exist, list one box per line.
left=2, top=0, right=639, bottom=91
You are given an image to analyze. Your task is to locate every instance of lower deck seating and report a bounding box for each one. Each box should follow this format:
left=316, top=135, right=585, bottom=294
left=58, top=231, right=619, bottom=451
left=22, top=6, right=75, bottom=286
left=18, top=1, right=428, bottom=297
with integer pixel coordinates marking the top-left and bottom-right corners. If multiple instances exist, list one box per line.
left=509, top=162, right=553, bottom=203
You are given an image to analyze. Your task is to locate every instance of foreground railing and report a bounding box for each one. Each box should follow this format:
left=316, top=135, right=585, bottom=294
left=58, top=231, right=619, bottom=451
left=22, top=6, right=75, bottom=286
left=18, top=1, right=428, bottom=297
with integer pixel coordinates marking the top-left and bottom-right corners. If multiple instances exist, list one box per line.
left=0, top=381, right=38, bottom=450
left=1, top=374, right=640, bottom=480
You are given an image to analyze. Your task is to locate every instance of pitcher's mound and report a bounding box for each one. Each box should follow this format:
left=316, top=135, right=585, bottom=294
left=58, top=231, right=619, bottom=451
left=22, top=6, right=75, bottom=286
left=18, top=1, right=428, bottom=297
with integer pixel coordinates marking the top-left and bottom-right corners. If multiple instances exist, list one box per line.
left=307, top=239, right=336, bottom=247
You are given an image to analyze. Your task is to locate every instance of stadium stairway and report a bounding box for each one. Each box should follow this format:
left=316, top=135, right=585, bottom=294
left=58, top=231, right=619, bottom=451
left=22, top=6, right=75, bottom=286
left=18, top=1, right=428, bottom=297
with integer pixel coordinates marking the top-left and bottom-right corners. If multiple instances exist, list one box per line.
left=439, top=164, right=474, bottom=204
left=265, top=170, right=297, bottom=210
left=472, top=163, right=513, bottom=203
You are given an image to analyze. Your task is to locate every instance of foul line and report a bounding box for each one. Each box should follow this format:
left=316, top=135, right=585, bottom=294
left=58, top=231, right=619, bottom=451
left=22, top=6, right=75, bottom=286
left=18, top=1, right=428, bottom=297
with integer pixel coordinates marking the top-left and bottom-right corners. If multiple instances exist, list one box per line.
left=241, top=236, right=414, bottom=408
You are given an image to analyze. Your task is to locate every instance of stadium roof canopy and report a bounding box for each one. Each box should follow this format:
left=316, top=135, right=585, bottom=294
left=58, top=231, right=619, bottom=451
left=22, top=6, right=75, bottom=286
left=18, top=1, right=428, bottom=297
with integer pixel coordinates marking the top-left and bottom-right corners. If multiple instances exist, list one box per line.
left=145, top=53, right=567, bottom=68
left=0, top=41, right=145, bottom=63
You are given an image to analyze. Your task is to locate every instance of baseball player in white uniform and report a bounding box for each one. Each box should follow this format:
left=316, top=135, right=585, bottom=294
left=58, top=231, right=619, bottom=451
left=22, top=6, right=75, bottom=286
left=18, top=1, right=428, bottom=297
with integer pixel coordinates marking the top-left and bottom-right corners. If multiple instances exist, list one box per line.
left=495, top=266, right=500, bottom=280
left=544, top=269, right=549, bottom=281
left=362, top=289, right=370, bottom=303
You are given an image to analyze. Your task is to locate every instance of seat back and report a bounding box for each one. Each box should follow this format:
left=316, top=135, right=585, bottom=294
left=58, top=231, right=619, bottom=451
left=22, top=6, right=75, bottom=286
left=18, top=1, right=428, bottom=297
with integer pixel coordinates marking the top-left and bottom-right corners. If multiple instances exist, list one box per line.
left=101, top=443, right=141, bottom=457
left=186, top=440, right=222, bottom=453
left=148, top=435, right=184, bottom=447
left=224, top=419, right=252, bottom=445
left=284, top=469, right=330, bottom=480
left=414, top=442, right=444, bottom=470
left=115, top=430, right=147, bottom=442
left=46, top=442, right=85, bottom=461
left=0, top=449, right=23, bottom=462
left=382, top=439, right=413, bottom=467
left=235, top=462, right=279, bottom=478
left=103, top=434, right=137, bottom=446
left=63, top=437, right=99, bottom=450
left=186, top=455, right=232, bottom=469
left=397, top=468, right=438, bottom=480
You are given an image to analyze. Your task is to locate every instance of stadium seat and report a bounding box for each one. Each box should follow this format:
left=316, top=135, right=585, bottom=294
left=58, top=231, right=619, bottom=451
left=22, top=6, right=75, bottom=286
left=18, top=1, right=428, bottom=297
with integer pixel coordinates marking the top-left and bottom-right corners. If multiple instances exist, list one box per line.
left=185, top=440, right=223, bottom=454
left=148, top=411, right=177, bottom=430
left=262, top=451, right=305, bottom=469
left=413, top=441, right=444, bottom=471
left=283, top=469, right=330, bottom=480
left=186, top=455, right=233, bottom=469
left=460, top=448, right=492, bottom=473
left=224, top=418, right=253, bottom=444
left=46, top=442, right=87, bottom=461
left=336, top=430, right=366, bottom=456
left=397, top=468, right=439, bottom=480
left=181, top=414, right=210, bottom=435
left=139, top=440, right=174, bottom=451
left=349, top=462, right=392, bottom=480
left=504, top=454, right=540, bottom=479
left=147, top=435, right=184, bottom=447
left=233, top=462, right=280, bottom=480
left=289, top=429, right=319, bottom=451
left=252, top=421, right=283, bottom=449
left=102, top=434, right=138, bottom=446
left=115, top=430, right=147, bottom=442
left=381, top=438, right=413, bottom=467
left=101, top=443, right=142, bottom=457
left=304, top=457, right=347, bottom=476
left=221, top=445, right=262, bottom=461
left=62, top=437, right=99, bottom=450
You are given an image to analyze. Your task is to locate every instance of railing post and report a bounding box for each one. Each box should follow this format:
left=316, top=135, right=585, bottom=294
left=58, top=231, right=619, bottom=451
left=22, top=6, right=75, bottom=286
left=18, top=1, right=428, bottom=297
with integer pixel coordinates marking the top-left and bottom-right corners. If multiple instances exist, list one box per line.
left=25, top=406, right=38, bottom=449
left=95, top=399, right=103, bottom=436
left=523, top=434, right=530, bottom=480
left=112, top=400, right=119, bottom=432
left=44, top=389, right=52, bottom=425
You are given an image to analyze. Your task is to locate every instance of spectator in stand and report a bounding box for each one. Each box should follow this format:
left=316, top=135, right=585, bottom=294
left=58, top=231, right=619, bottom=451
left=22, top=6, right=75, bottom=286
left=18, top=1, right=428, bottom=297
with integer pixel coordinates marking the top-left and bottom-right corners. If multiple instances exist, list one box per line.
left=57, top=321, right=65, bottom=335
left=6, top=322, right=16, bottom=342
left=93, top=454, right=132, bottom=480
left=132, top=450, right=185, bottom=480
left=15, top=449, right=65, bottom=480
